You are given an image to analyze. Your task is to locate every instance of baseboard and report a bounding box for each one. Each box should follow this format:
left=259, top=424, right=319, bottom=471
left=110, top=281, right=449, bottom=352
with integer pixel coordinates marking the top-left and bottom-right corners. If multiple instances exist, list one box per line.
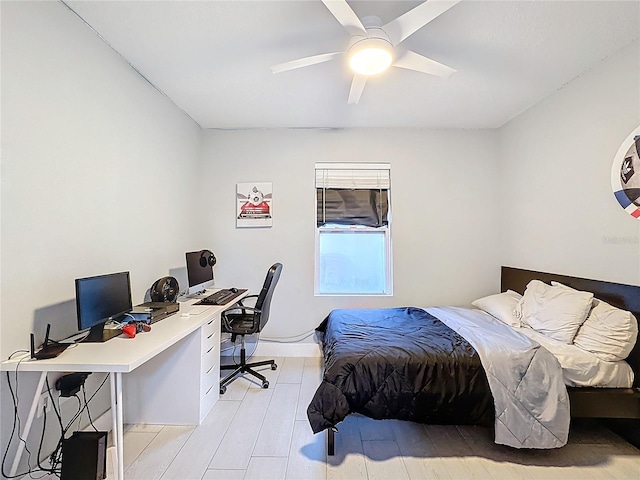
left=255, top=341, right=322, bottom=357
left=223, top=341, right=322, bottom=358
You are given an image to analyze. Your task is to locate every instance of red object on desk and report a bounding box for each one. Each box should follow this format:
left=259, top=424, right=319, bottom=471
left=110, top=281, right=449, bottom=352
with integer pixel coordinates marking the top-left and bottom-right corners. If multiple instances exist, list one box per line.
left=122, top=324, right=136, bottom=338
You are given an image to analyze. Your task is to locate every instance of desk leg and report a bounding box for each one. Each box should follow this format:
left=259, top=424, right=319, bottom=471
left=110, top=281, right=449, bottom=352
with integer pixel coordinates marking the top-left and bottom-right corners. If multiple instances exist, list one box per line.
left=110, top=372, right=125, bottom=480
left=9, top=371, right=47, bottom=477
left=116, top=372, right=124, bottom=480
left=110, top=373, right=118, bottom=478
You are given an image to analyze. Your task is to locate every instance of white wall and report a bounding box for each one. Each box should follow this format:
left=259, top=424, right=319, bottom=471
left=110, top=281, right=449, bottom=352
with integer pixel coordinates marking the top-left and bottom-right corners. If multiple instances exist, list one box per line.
left=499, top=41, right=640, bottom=285
left=4, top=2, right=636, bottom=475
left=200, top=128, right=501, bottom=344
left=1, top=2, right=202, bottom=474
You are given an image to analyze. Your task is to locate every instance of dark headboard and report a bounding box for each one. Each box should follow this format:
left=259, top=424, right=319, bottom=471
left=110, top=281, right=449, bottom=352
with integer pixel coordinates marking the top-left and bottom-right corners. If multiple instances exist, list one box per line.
left=501, top=266, right=640, bottom=388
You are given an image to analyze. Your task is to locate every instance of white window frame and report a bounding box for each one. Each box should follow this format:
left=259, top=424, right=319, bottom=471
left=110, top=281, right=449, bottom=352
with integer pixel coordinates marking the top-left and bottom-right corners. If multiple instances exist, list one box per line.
left=314, top=163, right=393, bottom=296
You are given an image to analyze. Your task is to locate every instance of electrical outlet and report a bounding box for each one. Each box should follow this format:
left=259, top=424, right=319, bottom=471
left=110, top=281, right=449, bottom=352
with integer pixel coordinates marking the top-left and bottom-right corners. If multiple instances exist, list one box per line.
left=36, top=391, right=54, bottom=418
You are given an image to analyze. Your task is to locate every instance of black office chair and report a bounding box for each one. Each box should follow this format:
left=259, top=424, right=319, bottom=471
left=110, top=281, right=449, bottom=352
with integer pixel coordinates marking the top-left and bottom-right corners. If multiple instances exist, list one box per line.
left=219, top=263, right=283, bottom=394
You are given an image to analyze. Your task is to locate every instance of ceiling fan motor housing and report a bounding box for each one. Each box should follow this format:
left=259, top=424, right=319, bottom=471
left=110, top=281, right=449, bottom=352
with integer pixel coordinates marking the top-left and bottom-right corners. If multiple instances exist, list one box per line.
left=347, top=17, right=393, bottom=76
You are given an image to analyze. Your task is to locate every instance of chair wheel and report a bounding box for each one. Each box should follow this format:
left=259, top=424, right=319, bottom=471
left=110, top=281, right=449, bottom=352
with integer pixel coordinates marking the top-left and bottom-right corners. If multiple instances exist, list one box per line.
left=220, top=385, right=227, bottom=395
left=271, top=363, right=277, bottom=370
left=262, top=380, right=269, bottom=389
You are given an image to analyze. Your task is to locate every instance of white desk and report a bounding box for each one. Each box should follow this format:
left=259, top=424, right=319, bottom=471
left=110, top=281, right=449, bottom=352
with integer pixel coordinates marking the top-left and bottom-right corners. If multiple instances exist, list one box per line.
left=0, top=289, right=247, bottom=480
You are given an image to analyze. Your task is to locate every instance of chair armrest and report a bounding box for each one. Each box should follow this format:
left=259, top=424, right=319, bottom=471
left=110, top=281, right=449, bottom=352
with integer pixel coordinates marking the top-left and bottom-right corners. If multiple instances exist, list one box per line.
left=221, top=305, right=262, bottom=332
left=236, top=294, right=259, bottom=306
left=222, top=305, right=261, bottom=316
left=224, top=294, right=258, bottom=310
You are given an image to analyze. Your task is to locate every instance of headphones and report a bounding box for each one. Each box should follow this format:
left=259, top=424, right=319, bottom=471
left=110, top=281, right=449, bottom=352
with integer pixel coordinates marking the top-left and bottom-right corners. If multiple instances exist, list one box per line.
left=199, top=249, right=217, bottom=268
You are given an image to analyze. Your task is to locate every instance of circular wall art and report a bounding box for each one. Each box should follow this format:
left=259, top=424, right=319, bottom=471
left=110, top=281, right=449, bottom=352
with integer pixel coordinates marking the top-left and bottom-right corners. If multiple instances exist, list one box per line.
left=612, top=126, right=640, bottom=219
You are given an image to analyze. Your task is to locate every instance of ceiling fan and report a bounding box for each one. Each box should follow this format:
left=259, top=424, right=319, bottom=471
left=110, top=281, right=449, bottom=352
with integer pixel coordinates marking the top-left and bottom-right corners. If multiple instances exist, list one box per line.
left=271, top=0, right=461, bottom=104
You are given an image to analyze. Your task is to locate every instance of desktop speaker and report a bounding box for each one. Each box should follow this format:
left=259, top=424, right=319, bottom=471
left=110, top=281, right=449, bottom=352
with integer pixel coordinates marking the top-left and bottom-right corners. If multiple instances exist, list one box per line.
left=150, top=276, right=179, bottom=303
left=61, top=431, right=107, bottom=480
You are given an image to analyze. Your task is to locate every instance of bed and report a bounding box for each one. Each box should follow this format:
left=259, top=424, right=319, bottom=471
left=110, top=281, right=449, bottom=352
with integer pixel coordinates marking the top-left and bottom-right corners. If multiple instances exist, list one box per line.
left=501, top=267, right=640, bottom=439
left=307, top=266, right=640, bottom=455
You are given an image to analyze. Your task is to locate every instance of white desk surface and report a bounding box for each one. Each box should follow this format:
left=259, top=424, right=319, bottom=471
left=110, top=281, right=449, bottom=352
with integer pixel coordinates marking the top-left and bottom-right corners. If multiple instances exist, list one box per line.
left=0, top=289, right=247, bottom=374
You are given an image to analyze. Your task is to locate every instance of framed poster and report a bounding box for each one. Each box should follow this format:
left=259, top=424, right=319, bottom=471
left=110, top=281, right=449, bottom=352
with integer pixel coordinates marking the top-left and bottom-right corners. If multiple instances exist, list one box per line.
left=236, top=182, right=273, bottom=228
left=611, top=127, right=640, bottom=219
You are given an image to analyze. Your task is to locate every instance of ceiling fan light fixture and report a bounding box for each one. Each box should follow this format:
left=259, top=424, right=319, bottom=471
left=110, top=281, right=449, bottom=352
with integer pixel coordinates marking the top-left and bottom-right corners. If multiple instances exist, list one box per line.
left=348, top=37, right=393, bottom=76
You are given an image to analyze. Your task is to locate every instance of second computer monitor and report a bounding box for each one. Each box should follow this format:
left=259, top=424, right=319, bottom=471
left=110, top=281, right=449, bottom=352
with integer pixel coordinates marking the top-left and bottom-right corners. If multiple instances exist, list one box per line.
left=185, top=250, right=214, bottom=295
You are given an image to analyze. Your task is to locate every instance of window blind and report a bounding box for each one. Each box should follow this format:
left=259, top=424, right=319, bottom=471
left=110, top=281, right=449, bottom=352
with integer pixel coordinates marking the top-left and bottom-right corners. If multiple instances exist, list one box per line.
left=315, top=163, right=390, bottom=227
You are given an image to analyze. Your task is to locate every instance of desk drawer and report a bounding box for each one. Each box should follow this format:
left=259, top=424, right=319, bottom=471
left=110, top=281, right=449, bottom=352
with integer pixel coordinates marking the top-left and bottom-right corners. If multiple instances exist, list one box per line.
left=202, top=314, right=219, bottom=339
left=202, top=361, right=219, bottom=393
left=202, top=326, right=218, bottom=349
left=202, top=338, right=218, bottom=374
left=201, top=380, right=218, bottom=417
left=198, top=312, right=221, bottom=421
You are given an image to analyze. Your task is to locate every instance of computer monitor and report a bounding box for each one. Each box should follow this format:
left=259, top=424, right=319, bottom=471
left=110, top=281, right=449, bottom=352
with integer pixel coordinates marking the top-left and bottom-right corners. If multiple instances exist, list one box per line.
left=75, top=272, right=132, bottom=342
left=185, top=250, right=214, bottom=296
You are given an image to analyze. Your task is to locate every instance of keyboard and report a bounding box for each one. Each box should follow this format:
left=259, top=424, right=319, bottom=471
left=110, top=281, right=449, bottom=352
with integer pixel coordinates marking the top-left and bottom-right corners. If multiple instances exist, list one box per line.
left=195, top=288, right=246, bottom=306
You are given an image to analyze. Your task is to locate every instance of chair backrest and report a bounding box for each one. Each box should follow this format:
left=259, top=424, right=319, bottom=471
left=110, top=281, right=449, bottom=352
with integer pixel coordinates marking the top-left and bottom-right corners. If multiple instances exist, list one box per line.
left=255, top=263, right=283, bottom=332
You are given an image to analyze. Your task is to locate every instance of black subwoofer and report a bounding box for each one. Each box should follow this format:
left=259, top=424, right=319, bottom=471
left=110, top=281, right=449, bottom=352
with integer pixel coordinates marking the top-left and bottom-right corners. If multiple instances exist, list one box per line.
left=61, top=431, right=108, bottom=480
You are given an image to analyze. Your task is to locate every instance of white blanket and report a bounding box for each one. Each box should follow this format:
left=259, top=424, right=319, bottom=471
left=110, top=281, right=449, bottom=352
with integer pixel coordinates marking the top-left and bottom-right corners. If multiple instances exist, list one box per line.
left=425, top=306, right=569, bottom=449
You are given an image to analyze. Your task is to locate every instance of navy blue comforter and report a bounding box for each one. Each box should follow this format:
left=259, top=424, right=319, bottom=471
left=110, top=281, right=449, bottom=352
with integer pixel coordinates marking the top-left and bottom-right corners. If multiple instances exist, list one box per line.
left=307, top=307, right=493, bottom=433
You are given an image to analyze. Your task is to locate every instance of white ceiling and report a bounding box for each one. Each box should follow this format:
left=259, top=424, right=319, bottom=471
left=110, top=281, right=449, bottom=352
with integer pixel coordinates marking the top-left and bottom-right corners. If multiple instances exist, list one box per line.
left=63, top=0, right=640, bottom=129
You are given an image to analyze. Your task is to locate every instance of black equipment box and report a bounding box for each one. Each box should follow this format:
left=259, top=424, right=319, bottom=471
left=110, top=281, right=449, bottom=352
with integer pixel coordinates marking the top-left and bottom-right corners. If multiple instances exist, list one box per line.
left=61, top=431, right=107, bottom=480
left=130, top=302, right=179, bottom=323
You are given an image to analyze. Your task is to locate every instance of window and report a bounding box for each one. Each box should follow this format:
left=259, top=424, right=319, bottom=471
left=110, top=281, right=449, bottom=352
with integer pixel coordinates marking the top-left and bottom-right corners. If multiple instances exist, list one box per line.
left=315, top=163, right=392, bottom=295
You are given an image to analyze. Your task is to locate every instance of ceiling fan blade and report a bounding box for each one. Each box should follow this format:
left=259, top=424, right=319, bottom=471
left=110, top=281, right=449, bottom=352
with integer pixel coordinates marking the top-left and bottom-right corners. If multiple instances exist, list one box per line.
left=348, top=74, right=367, bottom=104
left=383, top=0, right=461, bottom=46
left=321, top=0, right=368, bottom=36
left=393, top=49, right=456, bottom=78
left=271, top=52, right=344, bottom=74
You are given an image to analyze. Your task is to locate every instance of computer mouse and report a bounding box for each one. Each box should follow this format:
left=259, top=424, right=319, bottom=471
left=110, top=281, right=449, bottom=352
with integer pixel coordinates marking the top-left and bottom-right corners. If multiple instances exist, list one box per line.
left=230, top=287, right=238, bottom=293
left=181, top=312, right=190, bottom=318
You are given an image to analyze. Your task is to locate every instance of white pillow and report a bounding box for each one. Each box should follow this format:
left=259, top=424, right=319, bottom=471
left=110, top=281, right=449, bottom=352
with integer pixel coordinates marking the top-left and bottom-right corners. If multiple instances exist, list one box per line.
left=516, top=280, right=593, bottom=344
left=573, top=298, right=639, bottom=362
left=472, top=290, right=522, bottom=327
